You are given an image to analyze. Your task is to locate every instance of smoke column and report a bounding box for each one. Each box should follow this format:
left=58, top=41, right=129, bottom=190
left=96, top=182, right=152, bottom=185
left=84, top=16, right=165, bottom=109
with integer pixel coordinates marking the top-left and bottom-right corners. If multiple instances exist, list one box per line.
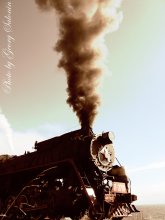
left=0, top=109, right=14, bottom=153
left=35, top=0, right=123, bottom=128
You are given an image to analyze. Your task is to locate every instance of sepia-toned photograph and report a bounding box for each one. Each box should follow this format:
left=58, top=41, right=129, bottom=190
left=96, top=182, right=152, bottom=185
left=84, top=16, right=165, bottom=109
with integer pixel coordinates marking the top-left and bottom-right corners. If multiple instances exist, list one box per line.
left=0, top=0, right=165, bottom=219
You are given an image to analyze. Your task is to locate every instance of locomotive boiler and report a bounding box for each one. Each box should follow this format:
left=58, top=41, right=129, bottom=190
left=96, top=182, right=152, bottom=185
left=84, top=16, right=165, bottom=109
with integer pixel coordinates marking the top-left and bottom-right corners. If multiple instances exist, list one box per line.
left=0, top=129, right=139, bottom=219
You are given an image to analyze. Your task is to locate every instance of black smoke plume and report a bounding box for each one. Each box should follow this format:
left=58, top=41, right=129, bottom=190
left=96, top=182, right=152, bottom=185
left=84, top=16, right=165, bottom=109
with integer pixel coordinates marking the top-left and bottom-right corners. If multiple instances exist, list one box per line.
left=35, top=0, right=122, bottom=128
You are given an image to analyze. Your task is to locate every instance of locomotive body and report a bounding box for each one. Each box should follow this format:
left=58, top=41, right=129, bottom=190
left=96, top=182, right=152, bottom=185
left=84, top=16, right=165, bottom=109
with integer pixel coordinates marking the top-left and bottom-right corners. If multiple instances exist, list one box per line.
left=0, top=129, right=139, bottom=219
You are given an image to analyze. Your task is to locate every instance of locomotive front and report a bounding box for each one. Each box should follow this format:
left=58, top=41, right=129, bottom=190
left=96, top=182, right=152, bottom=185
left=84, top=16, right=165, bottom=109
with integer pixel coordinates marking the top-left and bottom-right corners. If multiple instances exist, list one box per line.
left=90, top=131, right=115, bottom=172
left=86, top=131, right=139, bottom=219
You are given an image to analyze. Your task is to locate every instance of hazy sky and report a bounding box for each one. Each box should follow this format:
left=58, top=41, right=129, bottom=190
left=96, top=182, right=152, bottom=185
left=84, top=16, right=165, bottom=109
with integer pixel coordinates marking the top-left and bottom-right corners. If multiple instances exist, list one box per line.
left=0, top=0, right=165, bottom=205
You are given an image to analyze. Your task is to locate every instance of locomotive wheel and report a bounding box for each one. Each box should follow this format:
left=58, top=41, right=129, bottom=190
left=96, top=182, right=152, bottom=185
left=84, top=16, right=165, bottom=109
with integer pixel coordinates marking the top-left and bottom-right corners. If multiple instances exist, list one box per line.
left=88, top=208, right=105, bottom=220
left=15, top=195, right=28, bottom=209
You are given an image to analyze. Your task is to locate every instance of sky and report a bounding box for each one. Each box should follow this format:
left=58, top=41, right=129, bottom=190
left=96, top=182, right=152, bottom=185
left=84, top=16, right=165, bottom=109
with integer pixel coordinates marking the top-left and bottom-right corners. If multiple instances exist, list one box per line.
left=0, top=0, right=165, bottom=205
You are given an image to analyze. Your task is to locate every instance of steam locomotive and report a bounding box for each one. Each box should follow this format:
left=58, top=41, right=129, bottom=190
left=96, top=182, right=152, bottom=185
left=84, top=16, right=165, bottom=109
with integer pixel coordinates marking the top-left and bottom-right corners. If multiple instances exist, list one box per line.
left=0, top=128, right=139, bottom=219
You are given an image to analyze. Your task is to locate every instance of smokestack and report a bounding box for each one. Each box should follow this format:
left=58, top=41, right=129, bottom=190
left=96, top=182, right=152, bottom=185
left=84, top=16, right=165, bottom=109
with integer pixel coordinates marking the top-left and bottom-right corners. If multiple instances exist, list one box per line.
left=35, top=0, right=123, bottom=128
